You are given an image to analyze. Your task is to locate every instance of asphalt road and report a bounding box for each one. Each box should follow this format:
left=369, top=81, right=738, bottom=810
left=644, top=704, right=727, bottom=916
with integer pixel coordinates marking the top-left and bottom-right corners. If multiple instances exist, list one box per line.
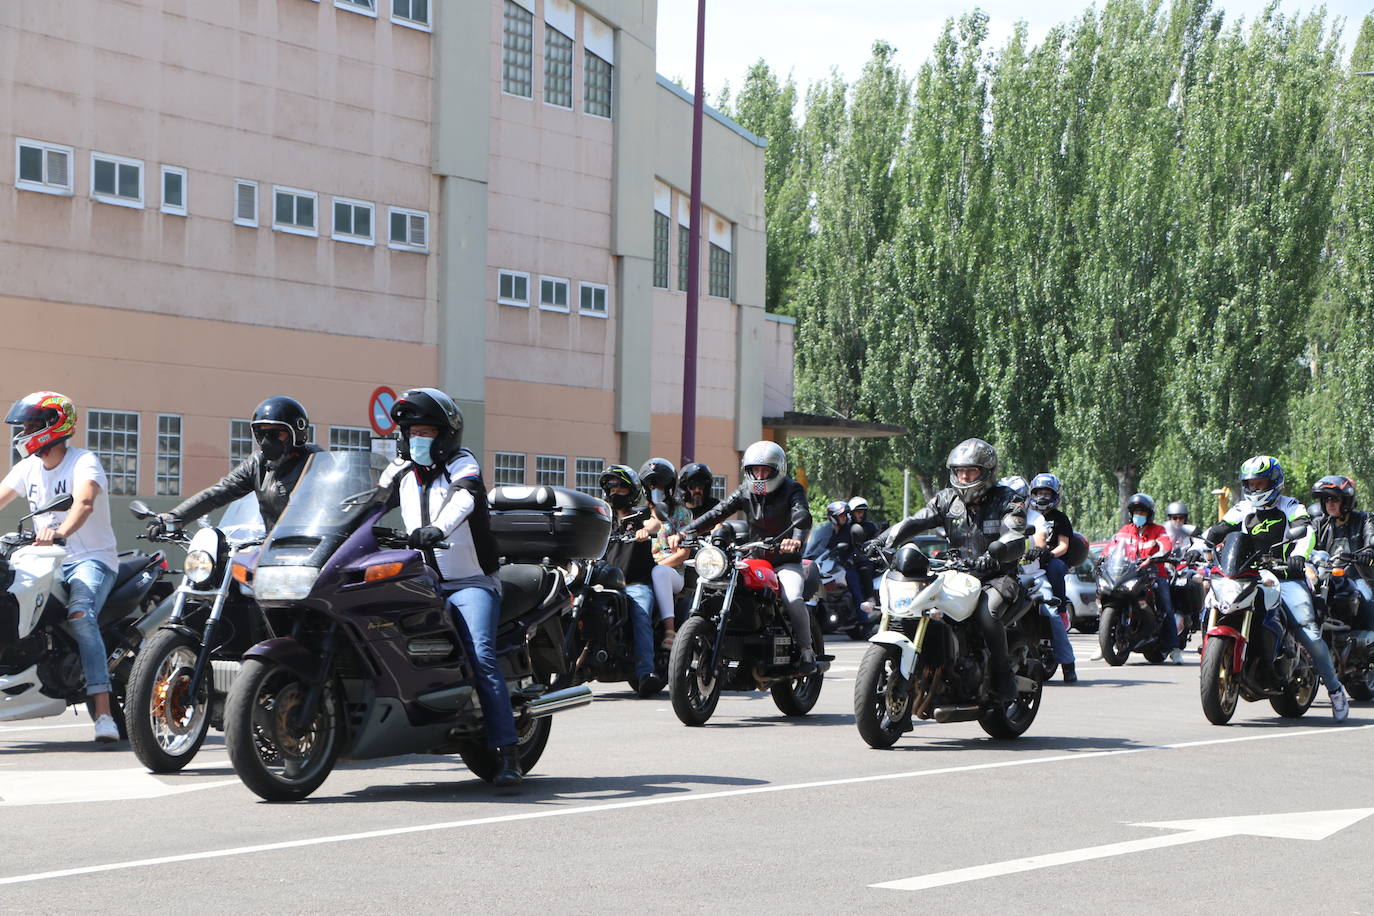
left=3, top=632, right=1373, bottom=915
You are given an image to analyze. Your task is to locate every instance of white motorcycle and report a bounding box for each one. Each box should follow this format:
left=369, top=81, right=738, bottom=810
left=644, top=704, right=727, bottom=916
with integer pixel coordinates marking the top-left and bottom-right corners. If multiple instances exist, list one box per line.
left=0, top=494, right=174, bottom=731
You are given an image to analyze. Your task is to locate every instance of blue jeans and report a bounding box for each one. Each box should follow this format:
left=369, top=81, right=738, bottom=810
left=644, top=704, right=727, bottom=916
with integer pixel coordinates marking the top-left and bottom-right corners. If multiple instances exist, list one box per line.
left=1278, top=579, right=1342, bottom=693
left=1031, top=566, right=1075, bottom=665
left=1354, top=579, right=1374, bottom=631
left=625, top=582, right=656, bottom=680
left=447, top=585, right=517, bottom=749
left=843, top=564, right=867, bottom=615
left=62, top=560, right=116, bottom=696
left=1153, top=574, right=1179, bottom=650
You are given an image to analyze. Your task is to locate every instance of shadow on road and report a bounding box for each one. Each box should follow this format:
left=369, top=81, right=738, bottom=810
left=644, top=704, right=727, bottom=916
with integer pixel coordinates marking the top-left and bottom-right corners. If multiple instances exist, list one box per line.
left=882, top=733, right=1150, bottom=754
left=303, top=771, right=770, bottom=806
left=706, top=712, right=854, bottom=729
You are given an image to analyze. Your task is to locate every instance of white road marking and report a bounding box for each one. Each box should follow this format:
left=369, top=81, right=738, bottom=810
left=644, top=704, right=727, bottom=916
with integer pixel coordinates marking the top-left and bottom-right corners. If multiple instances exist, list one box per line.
left=0, top=723, right=92, bottom=734
left=0, top=723, right=1368, bottom=886
left=0, top=768, right=239, bottom=807
left=871, top=808, right=1374, bottom=891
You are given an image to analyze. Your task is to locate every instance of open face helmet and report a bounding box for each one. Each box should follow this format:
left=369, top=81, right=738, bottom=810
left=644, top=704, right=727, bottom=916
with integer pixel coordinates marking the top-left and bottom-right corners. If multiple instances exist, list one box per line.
left=638, top=458, right=677, bottom=497
left=848, top=496, right=869, bottom=514
left=1311, top=475, right=1356, bottom=517
left=599, top=465, right=642, bottom=510
left=1029, top=473, right=1063, bottom=512
left=825, top=500, right=850, bottom=525
left=1239, top=456, right=1284, bottom=509
left=7, top=391, right=76, bottom=458
left=1165, top=501, right=1189, bottom=522
left=947, top=438, right=997, bottom=502
left=741, top=440, right=787, bottom=497
left=1126, top=493, right=1156, bottom=526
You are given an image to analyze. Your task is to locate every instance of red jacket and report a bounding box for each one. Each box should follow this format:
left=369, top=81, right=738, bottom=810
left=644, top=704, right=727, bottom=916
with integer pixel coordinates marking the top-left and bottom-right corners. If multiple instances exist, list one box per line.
left=1106, top=523, right=1173, bottom=577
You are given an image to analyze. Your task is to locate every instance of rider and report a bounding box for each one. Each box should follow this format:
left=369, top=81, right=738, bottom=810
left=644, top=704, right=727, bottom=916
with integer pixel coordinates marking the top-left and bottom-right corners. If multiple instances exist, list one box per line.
left=677, top=462, right=719, bottom=520
left=1103, top=493, right=1182, bottom=664
left=847, top=496, right=880, bottom=611
left=0, top=392, right=121, bottom=743
left=804, top=500, right=868, bottom=618
left=599, top=465, right=663, bottom=697
left=640, top=458, right=688, bottom=652
left=1308, top=475, right=1374, bottom=631
left=880, top=438, right=1028, bottom=701
left=1202, top=456, right=1349, bottom=722
left=149, top=397, right=321, bottom=534
left=848, top=497, right=879, bottom=540
left=1025, top=473, right=1077, bottom=683
left=671, top=441, right=816, bottom=673
left=386, top=387, right=523, bottom=785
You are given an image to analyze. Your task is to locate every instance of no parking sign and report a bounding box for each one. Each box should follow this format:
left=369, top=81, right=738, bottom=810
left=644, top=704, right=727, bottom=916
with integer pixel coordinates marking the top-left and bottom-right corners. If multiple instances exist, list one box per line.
left=369, top=386, right=399, bottom=437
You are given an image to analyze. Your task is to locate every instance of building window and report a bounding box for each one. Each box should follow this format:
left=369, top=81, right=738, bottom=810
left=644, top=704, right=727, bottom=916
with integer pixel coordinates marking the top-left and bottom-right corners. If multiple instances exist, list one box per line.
left=678, top=224, right=691, bottom=290
left=709, top=243, right=732, bottom=299
left=234, top=180, right=258, bottom=227
left=391, top=0, right=430, bottom=30
left=329, top=426, right=372, bottom=452
left=493, top=452, right=526, bottom=485
left=584, top=50, right=613, bottom=118
left=91, top=153, right=144, bottom=208
left=574, top=458, right=603, bottom=496
left=498, top=270, right=530, bottom=307
left=579, top=283, right=608, bottom=318
left=230, top=419, right=255, bottom=469
left=502, top=0, right=534, bottom=98
left=156, top=414, right=182, bottom=497
left=539, top=277, right=570, bottom=312
left=332, top=198, right=375, bottom=245
left=87, top=410, right=139, bottom=496
left=711, top=475, right=727, bottom=501
left=336, top=0, right=377, bottom=16
left=16, top=138, right=73, bottom=195
left=544, top=25, right=574, bottom=108
left=535, top=455, right=566, bottom=487
left=273, top=186, right=318, bottom=236
left=388, top=207, right=428, bottom=252
left=160, top=166, right=187, bottom=216
left=653, top=212, right=670, bottom=288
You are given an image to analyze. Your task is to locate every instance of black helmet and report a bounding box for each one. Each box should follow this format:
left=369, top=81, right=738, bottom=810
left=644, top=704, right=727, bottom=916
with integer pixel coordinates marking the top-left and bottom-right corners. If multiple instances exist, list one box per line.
left=251, top=396, right=311, bottom=447
left=678, top=462, right=713, bottom=501
left=1126, top=493, right=1156, bottom=524
left=599, top=464, right=641, bottom=509
left=947, top=438, right=997, bottom=502
left=638, top=457, right=677, bottom=495
left=390, top=387, right=463, bottom=467
left=1311, top=475, right=1357, bottom=516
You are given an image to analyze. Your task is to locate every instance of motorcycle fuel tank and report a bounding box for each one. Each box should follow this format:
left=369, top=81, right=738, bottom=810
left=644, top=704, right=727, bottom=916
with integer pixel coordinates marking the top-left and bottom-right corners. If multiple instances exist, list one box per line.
left=741, top=559, right=780, bottom=593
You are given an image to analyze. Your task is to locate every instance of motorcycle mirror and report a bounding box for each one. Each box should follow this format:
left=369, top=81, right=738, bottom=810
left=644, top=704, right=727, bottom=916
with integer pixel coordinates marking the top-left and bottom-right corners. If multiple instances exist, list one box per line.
left=128, top=499, right=155, bottom=519
left=987, top=538, right=1017, bottom=564
left=22, top=493, right=74, bottom=520
left=849, top=523, right=868, bottom=543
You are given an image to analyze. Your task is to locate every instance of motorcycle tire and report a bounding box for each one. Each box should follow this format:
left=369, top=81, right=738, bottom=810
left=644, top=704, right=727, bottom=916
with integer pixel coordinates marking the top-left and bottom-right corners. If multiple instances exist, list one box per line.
left=1199, top=636, right=1239, bottom=725
left=1141, top=647, right=1166, bottom=664
left=668, top=616, right=722, bottom=726
left=458, top=716, right=552, bottom=783
left=772, top=613, right=825, bottom=717
left=1269, top=640, right=1317, bottom=718
left=853, top=643, right=912, bottom=748
left=978, top=634, right=1042, bottom=739
left=125, top=628, right=212, bottom=773
left=1347, top=659, right=1374, bottom=702
left=1097, top=606, right=1131, bottom=666
left=225, top=657, right=342, bottom=802
left=1071, top=613, right=1099, bottom=635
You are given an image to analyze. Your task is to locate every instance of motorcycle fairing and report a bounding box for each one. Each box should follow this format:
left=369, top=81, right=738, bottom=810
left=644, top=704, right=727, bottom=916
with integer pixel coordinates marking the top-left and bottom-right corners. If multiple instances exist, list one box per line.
left=7, top=546, right=67, bottom=641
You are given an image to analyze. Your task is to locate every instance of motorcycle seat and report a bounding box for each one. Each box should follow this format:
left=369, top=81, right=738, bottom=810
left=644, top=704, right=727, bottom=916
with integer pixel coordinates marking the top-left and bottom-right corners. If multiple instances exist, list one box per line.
left=496, top=564, right=554, bottom=625
left=112, top=553, right=156, bottom=590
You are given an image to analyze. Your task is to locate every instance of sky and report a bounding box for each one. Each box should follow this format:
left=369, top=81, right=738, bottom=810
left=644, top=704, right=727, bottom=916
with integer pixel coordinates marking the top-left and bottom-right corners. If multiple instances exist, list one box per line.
left=655, top=0, right=1373, bottom=98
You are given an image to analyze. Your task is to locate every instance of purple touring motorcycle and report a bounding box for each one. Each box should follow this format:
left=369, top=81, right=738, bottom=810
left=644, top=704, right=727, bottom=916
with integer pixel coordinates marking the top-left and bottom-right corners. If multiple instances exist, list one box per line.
left=222, top=451, right=608, bottom=801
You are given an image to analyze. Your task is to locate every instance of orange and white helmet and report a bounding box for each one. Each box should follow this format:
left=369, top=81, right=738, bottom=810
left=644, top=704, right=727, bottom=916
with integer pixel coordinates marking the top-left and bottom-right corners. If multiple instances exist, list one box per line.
left=7, top=391, right=77, bottom=457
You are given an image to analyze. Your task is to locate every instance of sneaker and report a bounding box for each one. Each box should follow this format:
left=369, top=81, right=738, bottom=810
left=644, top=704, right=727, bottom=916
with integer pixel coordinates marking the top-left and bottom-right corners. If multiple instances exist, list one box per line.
left=1331, top=687, right=1350, bottom=722
left=93, top=714, right=119, bottom=744
left=1062, top=663, right=1078, bottom=684
left=1168, top=648, right=1185, bottom=665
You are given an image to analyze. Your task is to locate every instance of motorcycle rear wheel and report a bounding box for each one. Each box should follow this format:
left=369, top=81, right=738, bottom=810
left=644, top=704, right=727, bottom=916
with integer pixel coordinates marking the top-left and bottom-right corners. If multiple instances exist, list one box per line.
left=978, top=636, right=1041, bottom=739
left=1098, top=606, right=1131, bottom=666
left=1200, top=636, right=1239, bottom=725
left=668, top=616, right=722, bottom=726
left=225, top=658, right=342, bottom=802
left=1347, top=658, right=1374, bottom=702
left=772, top=614, right=825, bottom=716
left=458, top=715, right=552, bottom=783
left=853, top=643, right=912, bottom=748
left=125, top=629, right=211, bottom=773
left=1269, top=639, right=1317, bottom=718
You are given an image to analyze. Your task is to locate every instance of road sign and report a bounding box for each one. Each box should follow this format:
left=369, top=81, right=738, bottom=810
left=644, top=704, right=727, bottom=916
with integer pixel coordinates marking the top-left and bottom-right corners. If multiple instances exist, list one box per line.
left=369, top=386, right=398, bottom=437
left=870, top=808, right=1374, bottom=892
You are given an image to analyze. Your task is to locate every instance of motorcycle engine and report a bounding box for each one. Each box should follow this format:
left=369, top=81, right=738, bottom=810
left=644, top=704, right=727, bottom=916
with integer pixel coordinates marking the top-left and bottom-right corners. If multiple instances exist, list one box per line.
left=36, top=645, right=84, bottom=700
left=952, top=655, right=983, bottom=694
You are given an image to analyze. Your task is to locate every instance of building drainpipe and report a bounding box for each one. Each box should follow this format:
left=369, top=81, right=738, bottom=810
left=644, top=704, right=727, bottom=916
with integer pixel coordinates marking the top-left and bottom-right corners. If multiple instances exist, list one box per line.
left=681, top=0, right=706, bottom=467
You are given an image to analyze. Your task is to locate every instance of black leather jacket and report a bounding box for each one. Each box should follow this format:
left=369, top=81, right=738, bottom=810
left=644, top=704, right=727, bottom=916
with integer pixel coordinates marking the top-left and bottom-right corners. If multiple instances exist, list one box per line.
left=169, top=444, right=323, bottom=531
left=882, top=484, right=1028, bottom=577
left=686, top=478, right=812, bottom=564
left=1312, top=510, right=1374, bottom=578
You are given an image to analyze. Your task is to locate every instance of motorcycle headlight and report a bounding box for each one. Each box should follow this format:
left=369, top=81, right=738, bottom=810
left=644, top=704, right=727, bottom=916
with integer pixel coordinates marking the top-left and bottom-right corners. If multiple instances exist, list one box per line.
left=254, top=566, right=320, bottom=601
left=183, top=550, right=215, bottom=584
left=695, top=546, right=729, bottom=581
left=881, top=578, right=923, bottom=618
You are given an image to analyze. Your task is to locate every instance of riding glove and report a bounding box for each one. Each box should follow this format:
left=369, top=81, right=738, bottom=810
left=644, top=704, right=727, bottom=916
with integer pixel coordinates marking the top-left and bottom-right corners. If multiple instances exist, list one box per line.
left=408, top=526, right=445, bottom=549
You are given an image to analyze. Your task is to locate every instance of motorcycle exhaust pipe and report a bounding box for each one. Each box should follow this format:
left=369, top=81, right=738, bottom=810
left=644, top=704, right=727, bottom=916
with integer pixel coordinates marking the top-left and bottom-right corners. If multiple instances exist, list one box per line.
left=932, top=705, right=982, bottom=724
left=525, top=684, right=594, bottom=719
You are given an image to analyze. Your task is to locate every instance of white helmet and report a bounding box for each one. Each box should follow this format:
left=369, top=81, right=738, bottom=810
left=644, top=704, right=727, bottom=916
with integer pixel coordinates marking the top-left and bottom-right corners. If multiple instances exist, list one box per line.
left=741, top=440, right=787, bottom=496
left=848, top=496, right=868, bottom=512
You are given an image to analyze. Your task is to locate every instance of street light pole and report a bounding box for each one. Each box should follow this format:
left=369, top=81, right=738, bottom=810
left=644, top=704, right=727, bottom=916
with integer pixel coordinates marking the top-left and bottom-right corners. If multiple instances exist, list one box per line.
left=681, top=0, right=706, bottom=467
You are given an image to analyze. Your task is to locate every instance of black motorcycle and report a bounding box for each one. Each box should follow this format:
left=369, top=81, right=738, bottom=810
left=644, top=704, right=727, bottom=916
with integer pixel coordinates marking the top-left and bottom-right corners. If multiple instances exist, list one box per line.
left=1310, top=541, right=1374, bottom=700
left=221, top=452, right=601, bottom=801
left=1096, top=543, right=1194, bottom=665
left=805, top=525, right=876, bottom=641
left=667, top=521, right=830, bottom=726
left=124, top=494, right=272, bottom=772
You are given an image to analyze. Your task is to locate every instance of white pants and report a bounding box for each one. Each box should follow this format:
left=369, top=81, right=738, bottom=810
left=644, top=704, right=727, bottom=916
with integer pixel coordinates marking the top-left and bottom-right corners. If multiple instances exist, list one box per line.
left=775, top=563, right=813, bottom=653
left=651, top=564, right=684, bottom=622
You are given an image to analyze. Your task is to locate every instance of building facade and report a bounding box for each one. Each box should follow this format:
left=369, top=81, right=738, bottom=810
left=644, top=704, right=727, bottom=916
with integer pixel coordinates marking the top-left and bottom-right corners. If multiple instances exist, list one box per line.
left=0, top=0, right=791, bottom=537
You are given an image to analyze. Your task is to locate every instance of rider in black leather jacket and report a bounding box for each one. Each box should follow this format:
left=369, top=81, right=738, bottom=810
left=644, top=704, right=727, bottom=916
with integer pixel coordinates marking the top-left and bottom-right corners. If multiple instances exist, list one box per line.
left=148, top=397, right=321, bottom=534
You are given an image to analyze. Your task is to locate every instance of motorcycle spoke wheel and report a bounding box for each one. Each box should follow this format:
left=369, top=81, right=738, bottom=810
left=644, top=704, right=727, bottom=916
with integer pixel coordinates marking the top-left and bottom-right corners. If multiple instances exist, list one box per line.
left=126, top=629, right=212, bottom=772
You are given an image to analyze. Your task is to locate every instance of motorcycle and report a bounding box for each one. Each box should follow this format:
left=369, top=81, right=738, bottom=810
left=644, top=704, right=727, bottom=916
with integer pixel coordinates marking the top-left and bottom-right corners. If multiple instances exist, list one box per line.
left=667, top=521, right=831, bottom=726
left=123, top=494, right=271, bottom=772
left=1096, top=542, right=1195, bottom=665
left=1199, top=531, right=1317, bottom=725
left=1309, top=542, right=1374, bottom=700
left=805, top=534, right=876, bottom=641
left=854, top=542, right=1046, bottom=748
left=221, top=452, right=600, bottom=801
left=0, top=493, right=173, bottom=731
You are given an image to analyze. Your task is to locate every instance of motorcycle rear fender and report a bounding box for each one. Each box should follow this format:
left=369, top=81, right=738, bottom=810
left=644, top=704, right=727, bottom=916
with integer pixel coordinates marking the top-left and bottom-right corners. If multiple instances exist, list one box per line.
left=243, top=637, right=322, bottom=685
left=869, top=630, right=917, bottom=679
left=1204, top=625, right=1246, bottom=671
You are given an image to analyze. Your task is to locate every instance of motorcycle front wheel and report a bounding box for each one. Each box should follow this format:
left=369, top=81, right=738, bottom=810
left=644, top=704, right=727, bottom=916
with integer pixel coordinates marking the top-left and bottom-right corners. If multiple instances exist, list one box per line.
left=1097, top=606, right=1131, bottom=666
left=225, top=658, right=342, bottom=802
left=125, top=629, right=211, bottom=772
left=1200, top=636, right=1239, bottom=725
left=1347, top=655, right=1374, bottom=702
left=853, top=643, right=912, bottom=748
left=668, top=616, right=722, bottom=726
left=772, top=614, right=825, bottom=716
left=1270, top=638, right=1317, bottom=718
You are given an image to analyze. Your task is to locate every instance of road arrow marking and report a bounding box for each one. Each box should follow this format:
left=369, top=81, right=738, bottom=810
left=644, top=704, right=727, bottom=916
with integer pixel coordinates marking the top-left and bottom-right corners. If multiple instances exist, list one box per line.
left=870, top=808, right=1374, bottom=892
left=0, top=769, right=238, bottom=807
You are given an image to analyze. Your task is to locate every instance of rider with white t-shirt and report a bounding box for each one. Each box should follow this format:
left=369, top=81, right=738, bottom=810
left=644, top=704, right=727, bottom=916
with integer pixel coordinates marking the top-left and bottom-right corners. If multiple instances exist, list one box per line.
left=0, top=392, right=122, bottom=743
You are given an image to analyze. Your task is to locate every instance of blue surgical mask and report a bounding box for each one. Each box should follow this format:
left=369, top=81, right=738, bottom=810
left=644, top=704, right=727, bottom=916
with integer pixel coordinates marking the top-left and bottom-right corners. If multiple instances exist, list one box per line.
left=1132, top=514, right=1148, bottom=527
left=409, top=436, right=435, bottom=467
left=651, top=488, right=665, bottom=505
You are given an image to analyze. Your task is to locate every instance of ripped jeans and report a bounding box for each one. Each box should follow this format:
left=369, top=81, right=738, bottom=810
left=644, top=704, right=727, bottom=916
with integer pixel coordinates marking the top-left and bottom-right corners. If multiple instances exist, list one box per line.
left=61, top=560, right=116, bottom=696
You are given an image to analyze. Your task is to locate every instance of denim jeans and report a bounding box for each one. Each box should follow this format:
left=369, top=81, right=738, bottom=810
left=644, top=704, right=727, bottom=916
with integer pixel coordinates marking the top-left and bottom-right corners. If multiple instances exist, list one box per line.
left=1030, top=566, right=1075, bottom=665
left=625, top=582, right=656, bottom=679
left=446, top=585, right=517, bottom=749
left=1354, top=578, right=1374, bottom=631
left=62, top=560, right=116, bottom=696
left=1278, top=579, right=1342, bottom=693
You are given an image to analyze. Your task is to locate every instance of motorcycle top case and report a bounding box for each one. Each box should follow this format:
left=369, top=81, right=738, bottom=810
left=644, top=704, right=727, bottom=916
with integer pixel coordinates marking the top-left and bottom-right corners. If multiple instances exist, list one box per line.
left=488, top=485, right=612, bottom=563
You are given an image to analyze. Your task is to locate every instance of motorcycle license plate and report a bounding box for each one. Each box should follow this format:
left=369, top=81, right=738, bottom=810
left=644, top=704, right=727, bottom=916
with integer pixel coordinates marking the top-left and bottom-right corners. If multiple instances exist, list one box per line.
left=773, top=636, right=792, bottom=666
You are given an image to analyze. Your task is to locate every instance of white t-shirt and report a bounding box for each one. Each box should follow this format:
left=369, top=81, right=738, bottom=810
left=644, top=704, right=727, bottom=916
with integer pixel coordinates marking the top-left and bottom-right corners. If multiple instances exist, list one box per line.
left=2, top=447, right=119, bottom=571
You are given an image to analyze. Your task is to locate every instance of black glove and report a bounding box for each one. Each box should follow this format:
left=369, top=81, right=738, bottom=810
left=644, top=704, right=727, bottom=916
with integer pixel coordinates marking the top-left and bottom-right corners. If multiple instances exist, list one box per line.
left=1023, top=546, right=1046, bottom=563
left=1183, top=548, right=1202, bottom=564
left=1355, top=547, right=1374, bottom=565
left=146, top=513, right=181, bottom=539
left=1287, top=554, right=1308, bottom=579
left=408, top=526, right=445, bottom=549
left=972, top=554, right=999, bottom=574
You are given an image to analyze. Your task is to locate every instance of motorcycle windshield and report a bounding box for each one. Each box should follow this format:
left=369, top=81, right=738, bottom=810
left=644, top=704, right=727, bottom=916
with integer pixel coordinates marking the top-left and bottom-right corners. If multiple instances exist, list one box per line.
left=257, top=451, right=388, bottom=569
left=215, top=493, right=266, bottom=544
left=1098, top=542, right=1142, bottom=587
left=1215, top=531, right=1263, bottom=578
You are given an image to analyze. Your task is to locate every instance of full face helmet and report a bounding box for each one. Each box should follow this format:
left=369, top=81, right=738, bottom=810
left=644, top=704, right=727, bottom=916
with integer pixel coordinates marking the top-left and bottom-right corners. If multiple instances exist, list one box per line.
left=1239, top=456, right=1284, bottom=509
left=741, top=440, right=787, bottom=497
left=390, top=388, right=463, bottom=467
left=947, top=438, right=997, bottom=502
left=7, top=391, right=76, bottom=458
left=1029, top=473, right=1063, bottom=512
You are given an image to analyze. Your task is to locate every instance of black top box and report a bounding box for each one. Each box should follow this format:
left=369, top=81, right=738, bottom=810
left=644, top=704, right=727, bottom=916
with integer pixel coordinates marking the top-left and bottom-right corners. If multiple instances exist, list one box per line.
left=488, top=485, right=612, bottom=563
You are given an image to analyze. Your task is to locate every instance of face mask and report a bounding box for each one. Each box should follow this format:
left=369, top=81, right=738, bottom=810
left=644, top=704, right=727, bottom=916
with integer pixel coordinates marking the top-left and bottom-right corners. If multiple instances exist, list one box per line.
left=650, top=488, right=665, bottom=505
left=1132, top=514, right=1148, bottom=527
left=409, top=436, right=435, bottom=467
left=607, top=492, right=632, bottom=510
